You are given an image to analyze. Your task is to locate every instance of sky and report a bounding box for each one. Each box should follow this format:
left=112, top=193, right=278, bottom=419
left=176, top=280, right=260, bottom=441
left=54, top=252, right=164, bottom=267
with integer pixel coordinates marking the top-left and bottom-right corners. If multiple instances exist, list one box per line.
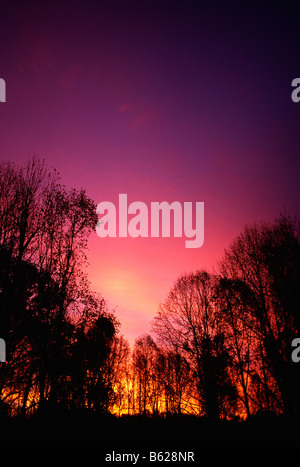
left=0, top=0, right=299, bottom=345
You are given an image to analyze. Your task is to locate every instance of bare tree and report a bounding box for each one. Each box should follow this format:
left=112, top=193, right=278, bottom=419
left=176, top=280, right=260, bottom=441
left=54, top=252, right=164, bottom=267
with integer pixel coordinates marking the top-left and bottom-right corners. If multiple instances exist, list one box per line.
left=157, top=348, right=191, bottom=415
left=219, top=213, right=300, bottom=415
left=0, top=157, right=119, bottom=416
left=152, top=271, right=237, bottom=420
left=131, top=335, right=163, bottom=415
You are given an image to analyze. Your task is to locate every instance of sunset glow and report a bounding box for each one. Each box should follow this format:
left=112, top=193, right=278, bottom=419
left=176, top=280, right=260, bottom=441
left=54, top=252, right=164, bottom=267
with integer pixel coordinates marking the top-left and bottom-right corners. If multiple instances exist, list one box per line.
left=1, top=1, right=299, bottom=348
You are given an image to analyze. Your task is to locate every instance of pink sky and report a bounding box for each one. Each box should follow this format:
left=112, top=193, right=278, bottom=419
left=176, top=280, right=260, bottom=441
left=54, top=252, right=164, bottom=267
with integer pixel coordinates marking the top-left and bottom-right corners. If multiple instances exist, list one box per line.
left=0, top=1, right=299, bottom=345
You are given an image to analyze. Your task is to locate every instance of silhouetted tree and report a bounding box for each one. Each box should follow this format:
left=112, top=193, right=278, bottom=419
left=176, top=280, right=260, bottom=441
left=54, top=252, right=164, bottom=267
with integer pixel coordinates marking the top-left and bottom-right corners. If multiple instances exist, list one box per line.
left=1, top=158, right=299, bottom=424
left=213, top=277, right=258, bottom=418
left=0, top=157, right=119, bottom=416
left=68, top=308, right=118, bottom=413
left=219, top=213, right=300, bottom=415
left=157, top=348, right=191, bottom=415
left=104, top=335, right=130, bottom=415
left=153, top=271, right=238, bottom=419
left=132, top=335, right=160, bottom=415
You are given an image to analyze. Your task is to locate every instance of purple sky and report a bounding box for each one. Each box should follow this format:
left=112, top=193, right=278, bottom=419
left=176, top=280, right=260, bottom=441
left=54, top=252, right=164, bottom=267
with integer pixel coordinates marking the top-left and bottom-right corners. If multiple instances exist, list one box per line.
left=1, top=1, right=299, bottom=344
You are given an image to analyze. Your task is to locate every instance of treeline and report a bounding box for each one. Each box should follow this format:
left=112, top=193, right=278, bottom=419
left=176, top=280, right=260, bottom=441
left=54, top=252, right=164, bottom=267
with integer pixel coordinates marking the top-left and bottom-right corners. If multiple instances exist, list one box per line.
left=0, top=157, right=126, bottom=416
left=127, top=213, right=300, bottom=419
left=0, top=158, right=299, bottom=421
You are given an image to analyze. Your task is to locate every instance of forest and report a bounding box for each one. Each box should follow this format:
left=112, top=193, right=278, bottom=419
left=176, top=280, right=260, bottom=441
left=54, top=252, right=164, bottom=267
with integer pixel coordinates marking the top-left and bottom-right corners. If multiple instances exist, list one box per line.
left=0, top=158, right=299, bottom=447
